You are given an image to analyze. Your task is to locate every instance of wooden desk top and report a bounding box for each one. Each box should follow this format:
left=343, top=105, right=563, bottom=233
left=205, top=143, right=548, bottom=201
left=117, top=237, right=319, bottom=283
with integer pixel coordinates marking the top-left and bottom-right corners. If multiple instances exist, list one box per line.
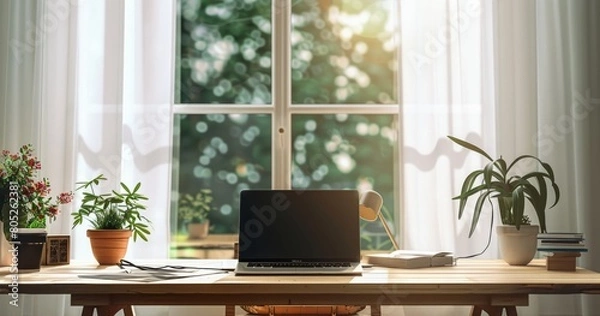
left=2, top=259, right=600, bottom=307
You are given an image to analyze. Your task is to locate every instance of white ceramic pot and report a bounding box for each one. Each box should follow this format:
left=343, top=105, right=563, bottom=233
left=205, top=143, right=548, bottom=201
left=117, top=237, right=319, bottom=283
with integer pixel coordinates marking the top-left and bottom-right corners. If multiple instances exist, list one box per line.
left=496, top=225, right=539, bottom=266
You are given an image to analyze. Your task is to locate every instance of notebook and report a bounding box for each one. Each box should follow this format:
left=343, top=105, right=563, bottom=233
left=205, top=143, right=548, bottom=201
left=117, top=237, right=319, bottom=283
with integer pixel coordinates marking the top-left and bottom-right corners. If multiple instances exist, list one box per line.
left=234, top=189, right=363, bottom=275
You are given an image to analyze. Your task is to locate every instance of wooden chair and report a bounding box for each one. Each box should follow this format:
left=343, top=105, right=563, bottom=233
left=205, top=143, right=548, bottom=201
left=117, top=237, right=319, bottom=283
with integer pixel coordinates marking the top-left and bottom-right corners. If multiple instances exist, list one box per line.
left=229, top=243, right=368, bottom=316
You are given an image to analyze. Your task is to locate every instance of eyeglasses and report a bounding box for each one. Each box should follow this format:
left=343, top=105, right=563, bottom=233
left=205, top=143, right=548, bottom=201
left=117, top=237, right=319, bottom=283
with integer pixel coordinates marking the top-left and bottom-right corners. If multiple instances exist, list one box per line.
left=118, top=259, right=229, bottom=273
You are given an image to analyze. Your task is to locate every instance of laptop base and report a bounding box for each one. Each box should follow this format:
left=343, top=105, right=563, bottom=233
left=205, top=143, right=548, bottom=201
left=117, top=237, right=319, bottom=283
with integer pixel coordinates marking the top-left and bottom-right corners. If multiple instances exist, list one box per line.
left=234, top=262, right=363, bottom=275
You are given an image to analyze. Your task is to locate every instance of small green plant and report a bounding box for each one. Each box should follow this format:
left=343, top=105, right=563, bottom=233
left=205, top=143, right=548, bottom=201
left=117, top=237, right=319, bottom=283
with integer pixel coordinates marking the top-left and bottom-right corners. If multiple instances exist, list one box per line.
left=72, top=174, right=151, bottom=241
left=177, top=189, right=213, bottom=229
left=448, top=135, right=560, bottom=237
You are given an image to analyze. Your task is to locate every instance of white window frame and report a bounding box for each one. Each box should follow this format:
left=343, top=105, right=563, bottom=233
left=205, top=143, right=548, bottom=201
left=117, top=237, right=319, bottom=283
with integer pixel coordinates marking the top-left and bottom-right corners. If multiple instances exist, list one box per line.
left=171, top=0, right=403, bottom=243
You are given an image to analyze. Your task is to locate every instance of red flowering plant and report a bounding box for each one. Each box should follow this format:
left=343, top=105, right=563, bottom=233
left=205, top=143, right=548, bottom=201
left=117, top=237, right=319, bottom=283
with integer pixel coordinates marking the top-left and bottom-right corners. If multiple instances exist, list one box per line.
left=0, top=144, right=73, bottom=240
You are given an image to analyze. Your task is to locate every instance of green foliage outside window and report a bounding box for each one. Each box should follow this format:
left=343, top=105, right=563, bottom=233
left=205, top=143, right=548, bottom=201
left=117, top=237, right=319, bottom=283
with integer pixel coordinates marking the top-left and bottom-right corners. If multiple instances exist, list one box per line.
left=178, top=0, right=397, bottom=104
left=175, top=0, right=399, bottom=250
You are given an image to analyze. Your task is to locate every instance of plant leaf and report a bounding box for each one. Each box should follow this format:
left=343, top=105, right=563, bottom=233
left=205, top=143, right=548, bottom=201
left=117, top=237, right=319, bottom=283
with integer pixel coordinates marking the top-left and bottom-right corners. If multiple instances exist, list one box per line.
left=483, top=162, right=496, bottom=186
left=447, top=135, right=493, bottom=161
left=512, top=187, right=525, bottom=230
left=469, top=190, right=493, bottom=237
left=454, top=170, right=484, bottom=218
left=550, top=182, right=560, bottom=208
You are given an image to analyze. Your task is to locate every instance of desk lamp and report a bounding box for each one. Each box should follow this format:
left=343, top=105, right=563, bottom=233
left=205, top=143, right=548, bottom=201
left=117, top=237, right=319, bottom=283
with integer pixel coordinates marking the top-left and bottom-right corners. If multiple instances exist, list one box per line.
left=359, top=190, right=399, bottom=251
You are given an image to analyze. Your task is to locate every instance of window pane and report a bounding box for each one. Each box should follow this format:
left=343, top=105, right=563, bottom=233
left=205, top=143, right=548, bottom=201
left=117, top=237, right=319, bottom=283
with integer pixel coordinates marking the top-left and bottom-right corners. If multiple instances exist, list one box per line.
left=291, top=114, right=397, bottom=250
left=291, top=0, right=399, bottom=104
left=178, top=0, right=272, bottom=104
left=171, top=114, right=272, bottom=252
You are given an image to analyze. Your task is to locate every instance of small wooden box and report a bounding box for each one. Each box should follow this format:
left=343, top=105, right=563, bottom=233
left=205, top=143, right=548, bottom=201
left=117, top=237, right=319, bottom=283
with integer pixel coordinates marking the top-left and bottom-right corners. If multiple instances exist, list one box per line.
left=41, top=235, right=70, bottom=265
left=546, top=252, right=580, bottom=271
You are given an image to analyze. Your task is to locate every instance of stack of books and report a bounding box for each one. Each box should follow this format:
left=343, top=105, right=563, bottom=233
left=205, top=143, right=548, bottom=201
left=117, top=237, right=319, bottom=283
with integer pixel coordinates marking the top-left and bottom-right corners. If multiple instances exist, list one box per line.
left=537, top=232, right=587, bottom=271
left=537, top=232, right=588, bottom=253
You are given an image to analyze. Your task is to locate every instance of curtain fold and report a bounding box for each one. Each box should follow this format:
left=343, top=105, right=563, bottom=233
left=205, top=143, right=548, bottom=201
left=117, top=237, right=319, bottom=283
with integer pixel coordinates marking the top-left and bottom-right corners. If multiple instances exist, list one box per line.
left=72, top=0, right=174, bottom=314
left=0, top=0, right=78, bottom=315
left=535, top=1, right=600, bottom=315
left=72, top=0, right=173, bottom=262
left=394, top=1, right=496, bottom=314
left=399, top=0, right=600, bottom=315
left=1, top=0, right=175, bottom=314
left=400, top=0, right=497, bottom=257
left=0, top=0, right=43, bottom=150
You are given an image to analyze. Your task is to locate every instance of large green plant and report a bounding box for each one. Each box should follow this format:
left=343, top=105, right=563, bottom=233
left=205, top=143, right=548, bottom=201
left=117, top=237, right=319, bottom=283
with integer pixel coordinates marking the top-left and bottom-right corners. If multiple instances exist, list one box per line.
left=448, top=136, right=560, bottom=237
left=72, top=174, right=151, bottom=241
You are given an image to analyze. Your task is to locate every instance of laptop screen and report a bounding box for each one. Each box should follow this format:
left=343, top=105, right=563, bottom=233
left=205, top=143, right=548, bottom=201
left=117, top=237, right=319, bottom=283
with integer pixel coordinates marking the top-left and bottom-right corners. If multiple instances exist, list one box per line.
left=238, top=189, right=360, bottom=263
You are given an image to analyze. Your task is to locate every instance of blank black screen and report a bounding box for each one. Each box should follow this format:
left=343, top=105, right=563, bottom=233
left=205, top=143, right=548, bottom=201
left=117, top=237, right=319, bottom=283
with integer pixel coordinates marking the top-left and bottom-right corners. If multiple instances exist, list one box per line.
left=238, top=190, right=360, bottom=262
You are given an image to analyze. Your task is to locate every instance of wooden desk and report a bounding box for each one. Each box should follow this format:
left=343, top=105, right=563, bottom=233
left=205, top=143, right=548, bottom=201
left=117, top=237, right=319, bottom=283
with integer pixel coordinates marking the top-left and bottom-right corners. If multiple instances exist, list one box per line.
left=2, top=259, right=600, bottom=316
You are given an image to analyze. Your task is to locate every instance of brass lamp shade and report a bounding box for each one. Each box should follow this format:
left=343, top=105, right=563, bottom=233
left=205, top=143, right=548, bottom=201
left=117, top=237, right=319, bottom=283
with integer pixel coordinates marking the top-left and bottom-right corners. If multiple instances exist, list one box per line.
left=359, top=190, right=399, bottom=250
left=359, top=191, right=383, bottom=221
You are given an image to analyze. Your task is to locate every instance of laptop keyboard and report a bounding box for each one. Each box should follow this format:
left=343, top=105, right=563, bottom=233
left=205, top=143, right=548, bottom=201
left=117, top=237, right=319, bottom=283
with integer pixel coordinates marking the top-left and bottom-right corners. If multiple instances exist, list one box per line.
left=247, top=262, right=352, bottom=268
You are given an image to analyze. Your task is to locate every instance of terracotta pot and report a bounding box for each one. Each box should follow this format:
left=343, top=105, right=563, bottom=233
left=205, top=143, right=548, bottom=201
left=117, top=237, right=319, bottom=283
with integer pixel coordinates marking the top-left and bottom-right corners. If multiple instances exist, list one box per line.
left=497, top=225, right=539, bottom=266
left=86, top=229, right=132, bottom=265
left=188, top=221, right=209, bottom=239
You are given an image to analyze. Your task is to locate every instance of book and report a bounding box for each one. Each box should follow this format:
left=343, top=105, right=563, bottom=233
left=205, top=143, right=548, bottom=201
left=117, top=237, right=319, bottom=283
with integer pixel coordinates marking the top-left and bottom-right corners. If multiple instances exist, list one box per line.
left=539, top=238, right=585, bottom=244
left=538, top=242, right=587, bottom=249
left=537, top=248, right=588, bottom=253
left=538, top=247, right=588, bottom=252
left=366, top=250, right=454, bottom=269
left=537, top=232, right=587, bottom=252
left=538, top=241, right=588, bottom=252
left=538, top=232, right=584, bottom=240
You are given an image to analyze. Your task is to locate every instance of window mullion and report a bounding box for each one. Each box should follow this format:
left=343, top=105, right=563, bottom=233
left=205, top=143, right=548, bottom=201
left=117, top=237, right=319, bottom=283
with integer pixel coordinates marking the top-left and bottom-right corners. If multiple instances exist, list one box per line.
left=272, top=0, right=291, bottom=189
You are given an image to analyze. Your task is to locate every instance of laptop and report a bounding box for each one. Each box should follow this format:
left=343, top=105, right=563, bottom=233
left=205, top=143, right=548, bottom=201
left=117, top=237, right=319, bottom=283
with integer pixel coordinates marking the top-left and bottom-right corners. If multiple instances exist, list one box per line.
left=234, top=189, right=363, bottom=275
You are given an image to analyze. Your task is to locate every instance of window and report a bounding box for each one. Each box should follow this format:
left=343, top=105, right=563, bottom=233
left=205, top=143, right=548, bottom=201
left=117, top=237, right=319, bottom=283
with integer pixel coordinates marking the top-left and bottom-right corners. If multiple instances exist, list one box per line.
left=171, top=0, right=400, bottom=255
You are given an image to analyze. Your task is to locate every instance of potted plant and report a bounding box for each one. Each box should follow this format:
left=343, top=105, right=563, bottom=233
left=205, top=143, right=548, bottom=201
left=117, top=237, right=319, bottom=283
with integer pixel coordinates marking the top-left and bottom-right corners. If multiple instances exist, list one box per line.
left=72, top=174, right=151, bottom=265
left=0, top=144, right=73, bottom=270
left=448, top=135, right=560, bottom=265
left=178, top=189, right=214, bottom=239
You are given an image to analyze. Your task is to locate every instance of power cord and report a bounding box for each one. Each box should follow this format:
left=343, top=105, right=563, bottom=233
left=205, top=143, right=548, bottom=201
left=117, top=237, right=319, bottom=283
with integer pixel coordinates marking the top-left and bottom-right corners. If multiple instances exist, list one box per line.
left=118, top=259, right=231, bottom=273
left=453, top=196, right=495, bottom=264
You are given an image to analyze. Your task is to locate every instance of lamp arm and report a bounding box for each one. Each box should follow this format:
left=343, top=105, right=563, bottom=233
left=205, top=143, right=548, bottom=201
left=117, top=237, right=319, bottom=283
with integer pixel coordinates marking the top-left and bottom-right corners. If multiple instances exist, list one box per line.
left=377, top=212, right=399, bottom=251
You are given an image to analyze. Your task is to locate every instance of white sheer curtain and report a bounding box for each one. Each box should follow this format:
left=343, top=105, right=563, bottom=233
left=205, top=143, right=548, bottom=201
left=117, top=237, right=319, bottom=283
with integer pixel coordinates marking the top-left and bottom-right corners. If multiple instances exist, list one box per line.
left=71, top=0, right=173, bottom=263
left=398, top=1, right=600, bottom=316
left=393, top=1, right=496, bottom=314
left=71, top=0, right=175, bottom=315
left=1, top=0, right=76, bottom=315
left=1, top=0, right=175, bottom=315
left=400, top=0, right=497, bottom=258
left=534, top=1, right=600, bottom=315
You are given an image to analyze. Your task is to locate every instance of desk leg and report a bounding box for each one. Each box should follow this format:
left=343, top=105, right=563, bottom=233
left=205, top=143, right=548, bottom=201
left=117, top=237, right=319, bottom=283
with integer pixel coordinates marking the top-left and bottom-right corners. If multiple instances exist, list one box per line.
left=225, top=305, right=236, bottom=316
left=471, top=305, right=517, bottom=316
left=81, top=305, right=136, bottom=316
left=370, top=304, right=381, bottom=316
